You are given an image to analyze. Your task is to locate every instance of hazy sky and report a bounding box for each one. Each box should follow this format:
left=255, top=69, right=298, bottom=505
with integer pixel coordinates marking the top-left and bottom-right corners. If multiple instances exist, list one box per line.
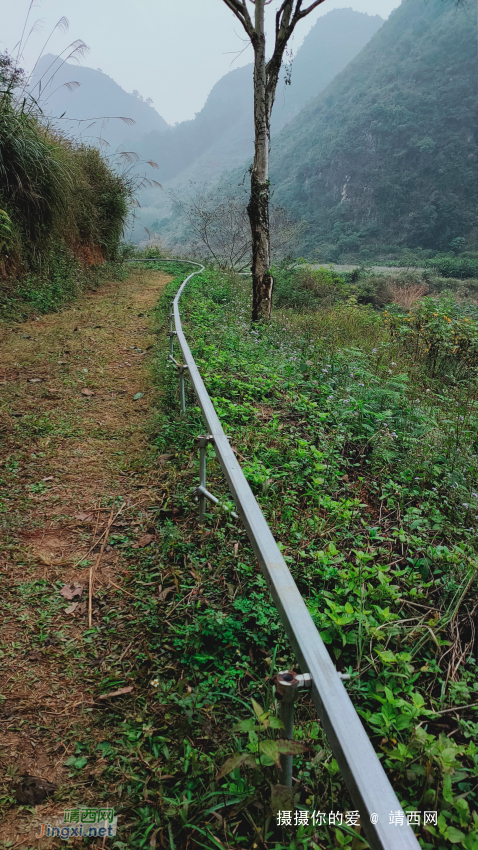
left=1, top=0, right=400, bottom=124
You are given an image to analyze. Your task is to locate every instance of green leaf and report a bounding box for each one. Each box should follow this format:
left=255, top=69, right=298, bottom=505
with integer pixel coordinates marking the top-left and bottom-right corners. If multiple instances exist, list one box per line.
left=463, top=831, right=478, bottom=850
left=65, top=756, right=88, bottom=769
left=251, top=697, right=265, bottom=721
left=133, top=392, right=144, bottom=400
left=259, top=739, right=281, bottom=768
left=443, top=774, right=453, bottom=803
left=215, top=752, right=252, bottom=780
left=395, top=714, right=412, bottom=731
left=232, top=718, right=258, bottom=733
left=444, top=826, right=466, bottom=844
left=377, top=650, right=397, bottom=664
left=268, top=715, right=285, bottom=730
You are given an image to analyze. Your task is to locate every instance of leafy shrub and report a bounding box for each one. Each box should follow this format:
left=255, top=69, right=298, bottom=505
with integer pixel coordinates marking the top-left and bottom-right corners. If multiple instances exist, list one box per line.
left=274, top=264, right=435, bottom=312
left=273, top=261, right=349, bottom=309
left=386, top=295, right=478, bottom=375
left=0, top=51, right=131, bottom=311
left=425, top=255, right=478, bottom=279
left=145, top=265, right=478, bottom=849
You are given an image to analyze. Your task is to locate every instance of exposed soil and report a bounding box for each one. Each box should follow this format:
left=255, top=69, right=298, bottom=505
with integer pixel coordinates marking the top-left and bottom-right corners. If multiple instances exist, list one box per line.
left=0, top=268, right=171, bottom=848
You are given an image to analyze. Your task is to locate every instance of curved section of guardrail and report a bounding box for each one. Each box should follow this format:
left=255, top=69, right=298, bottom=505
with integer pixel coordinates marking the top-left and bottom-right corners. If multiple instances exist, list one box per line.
left=128, top=258, right=420, bottom=850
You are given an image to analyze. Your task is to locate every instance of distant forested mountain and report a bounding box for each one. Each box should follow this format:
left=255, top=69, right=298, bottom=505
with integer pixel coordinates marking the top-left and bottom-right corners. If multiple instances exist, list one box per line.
left=29, top=55, right=169, bottom=151
left=268, top=0, right=478, bottom=258
left=135, top=8, right=383, bottom=186
left=271, top=7, right=384, bottom=132
left=137, top=63, right=253, bottom=185
left=130, top=9, right=382, bottom=239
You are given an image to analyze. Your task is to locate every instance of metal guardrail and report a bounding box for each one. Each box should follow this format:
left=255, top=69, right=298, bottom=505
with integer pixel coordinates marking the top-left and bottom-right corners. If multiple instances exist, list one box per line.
left=129, top=258, right=420, bottom=850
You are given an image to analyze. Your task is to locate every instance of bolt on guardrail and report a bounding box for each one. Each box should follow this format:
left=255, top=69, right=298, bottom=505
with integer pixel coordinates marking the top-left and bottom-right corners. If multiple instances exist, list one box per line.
left=126, top=257, right=420, bottom=850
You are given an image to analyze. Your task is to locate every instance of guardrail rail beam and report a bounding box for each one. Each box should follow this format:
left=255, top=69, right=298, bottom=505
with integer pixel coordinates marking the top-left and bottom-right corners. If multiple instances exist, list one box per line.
left=126, top=257, right=421, bottom=850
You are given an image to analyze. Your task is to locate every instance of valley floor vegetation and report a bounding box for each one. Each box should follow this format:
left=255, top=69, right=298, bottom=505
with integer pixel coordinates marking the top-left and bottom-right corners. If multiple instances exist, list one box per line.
left=1, top=254, right=477, bottom=850
left=82, top=256, right=476, bottom=850
left=0, top=51, right=131, bottom=321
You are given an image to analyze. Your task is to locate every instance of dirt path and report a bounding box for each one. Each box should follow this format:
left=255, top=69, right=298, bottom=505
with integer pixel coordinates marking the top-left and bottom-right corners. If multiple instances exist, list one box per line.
left=0, top=268, right=171, bottom=847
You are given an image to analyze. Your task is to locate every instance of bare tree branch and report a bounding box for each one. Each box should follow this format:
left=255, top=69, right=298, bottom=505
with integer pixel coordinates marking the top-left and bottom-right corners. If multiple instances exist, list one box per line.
left=221, top=0, right=255, bottom=37
left=296, top=0, right=328, bottom=20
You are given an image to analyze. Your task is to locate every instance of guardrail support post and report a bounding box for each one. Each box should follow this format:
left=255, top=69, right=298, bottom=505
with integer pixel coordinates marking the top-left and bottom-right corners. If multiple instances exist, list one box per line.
left=168, top=300, right=176, bottom=357
left=168, top=330, right=176, bottom=357
left=197, top=436, right=214, bottom=523
left=179, top=365, right=187, bottom=416
left=276, top=671, right=312, bottom=787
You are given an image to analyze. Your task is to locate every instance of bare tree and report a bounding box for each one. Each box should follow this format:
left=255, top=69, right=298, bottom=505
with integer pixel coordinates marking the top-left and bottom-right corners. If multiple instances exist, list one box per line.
left=220, top=0, right=326, bottom=320
left=170, top=182, right=305, bottom=271
left=171, top=184, right=251, bottom=271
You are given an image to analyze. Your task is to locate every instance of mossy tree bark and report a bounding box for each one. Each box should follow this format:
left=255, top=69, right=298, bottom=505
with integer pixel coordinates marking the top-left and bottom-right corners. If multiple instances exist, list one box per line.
left=221, top=0, right=326, bottom=321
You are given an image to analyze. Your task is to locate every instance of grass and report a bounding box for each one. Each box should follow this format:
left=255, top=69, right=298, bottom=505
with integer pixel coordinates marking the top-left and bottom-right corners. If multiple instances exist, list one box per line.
left=1, top=259, right=477, bottom=850
left=0, top=51, right=132, bottom=318
left=0, top=257, right=130, bottom=322
left=122, top=260, right=478, bottom=849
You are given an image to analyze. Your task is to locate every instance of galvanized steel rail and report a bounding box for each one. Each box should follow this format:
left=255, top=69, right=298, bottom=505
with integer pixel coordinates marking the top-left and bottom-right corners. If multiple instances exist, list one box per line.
left=130, top=258, right=420, bottom=850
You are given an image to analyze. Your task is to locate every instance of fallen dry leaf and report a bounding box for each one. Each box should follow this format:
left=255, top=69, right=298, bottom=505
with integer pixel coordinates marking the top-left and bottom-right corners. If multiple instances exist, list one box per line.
left=37, top=551, right=54, bottom=566
left=65, top=600, right=87, bottom=615
left=159, top=453, right=173, bottom=464
left=42, top=476, right=54, bottom=482
left=27, top=651, right=42, bottom=662
left=158, top=585, right=175, bottom=602
left=74, top=511, right=93, bottom=522
left=81, top=388, right=94, bottom=397
left=60, top=582, right=83, bottom=600
left=98, top=686, right=133, bottom=700
left=27, top=378, right=42, bottom=383
left=132, top=533, right=154, bottom=549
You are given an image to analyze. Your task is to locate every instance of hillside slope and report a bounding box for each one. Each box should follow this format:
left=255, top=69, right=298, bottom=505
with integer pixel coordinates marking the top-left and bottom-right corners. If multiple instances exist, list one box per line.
left=269, top=0, right=478, bottom=258
left=137, top=8, right=382, bottom=182
left=137, top=64, right=253, bottom=184
left=271, top=7, right=384, bottom=132
left=29, top=55, right=169, bottom=151
left=130, top=9, right=383, bottom=241
left=133, top=8, right=383, bottom=237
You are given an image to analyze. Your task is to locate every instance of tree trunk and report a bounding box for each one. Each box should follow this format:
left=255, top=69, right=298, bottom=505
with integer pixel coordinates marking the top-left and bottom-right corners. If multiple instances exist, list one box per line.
left=249, top=0, right=273, bottom=322
left=221, top=0, right=326, bottom=320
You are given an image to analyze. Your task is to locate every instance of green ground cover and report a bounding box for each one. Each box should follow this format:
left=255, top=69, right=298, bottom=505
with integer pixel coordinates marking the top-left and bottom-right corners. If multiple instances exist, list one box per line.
left=5, top=259, right=475, bottom=849
left=103, top=261, right=478, bottom=849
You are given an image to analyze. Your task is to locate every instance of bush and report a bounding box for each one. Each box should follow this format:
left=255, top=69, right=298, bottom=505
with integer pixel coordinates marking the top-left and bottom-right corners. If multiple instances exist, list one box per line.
left=273, top=264, right=437, bottom=312
left=385, top=294, right=478, bottom=375
left=273, top=261, right=349, bottom=309
left=0, top=51, right=131, bottom=310
left=425, top=255, right=478, bottom=279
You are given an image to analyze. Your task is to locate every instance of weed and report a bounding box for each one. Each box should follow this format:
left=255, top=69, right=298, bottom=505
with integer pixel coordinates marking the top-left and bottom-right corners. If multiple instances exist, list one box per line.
left=109, top=262, right=478, bottom=849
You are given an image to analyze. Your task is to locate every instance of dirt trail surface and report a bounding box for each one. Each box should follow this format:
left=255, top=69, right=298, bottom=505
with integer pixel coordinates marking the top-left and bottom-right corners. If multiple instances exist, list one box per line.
left=0, top=268, right=171, bottom=847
